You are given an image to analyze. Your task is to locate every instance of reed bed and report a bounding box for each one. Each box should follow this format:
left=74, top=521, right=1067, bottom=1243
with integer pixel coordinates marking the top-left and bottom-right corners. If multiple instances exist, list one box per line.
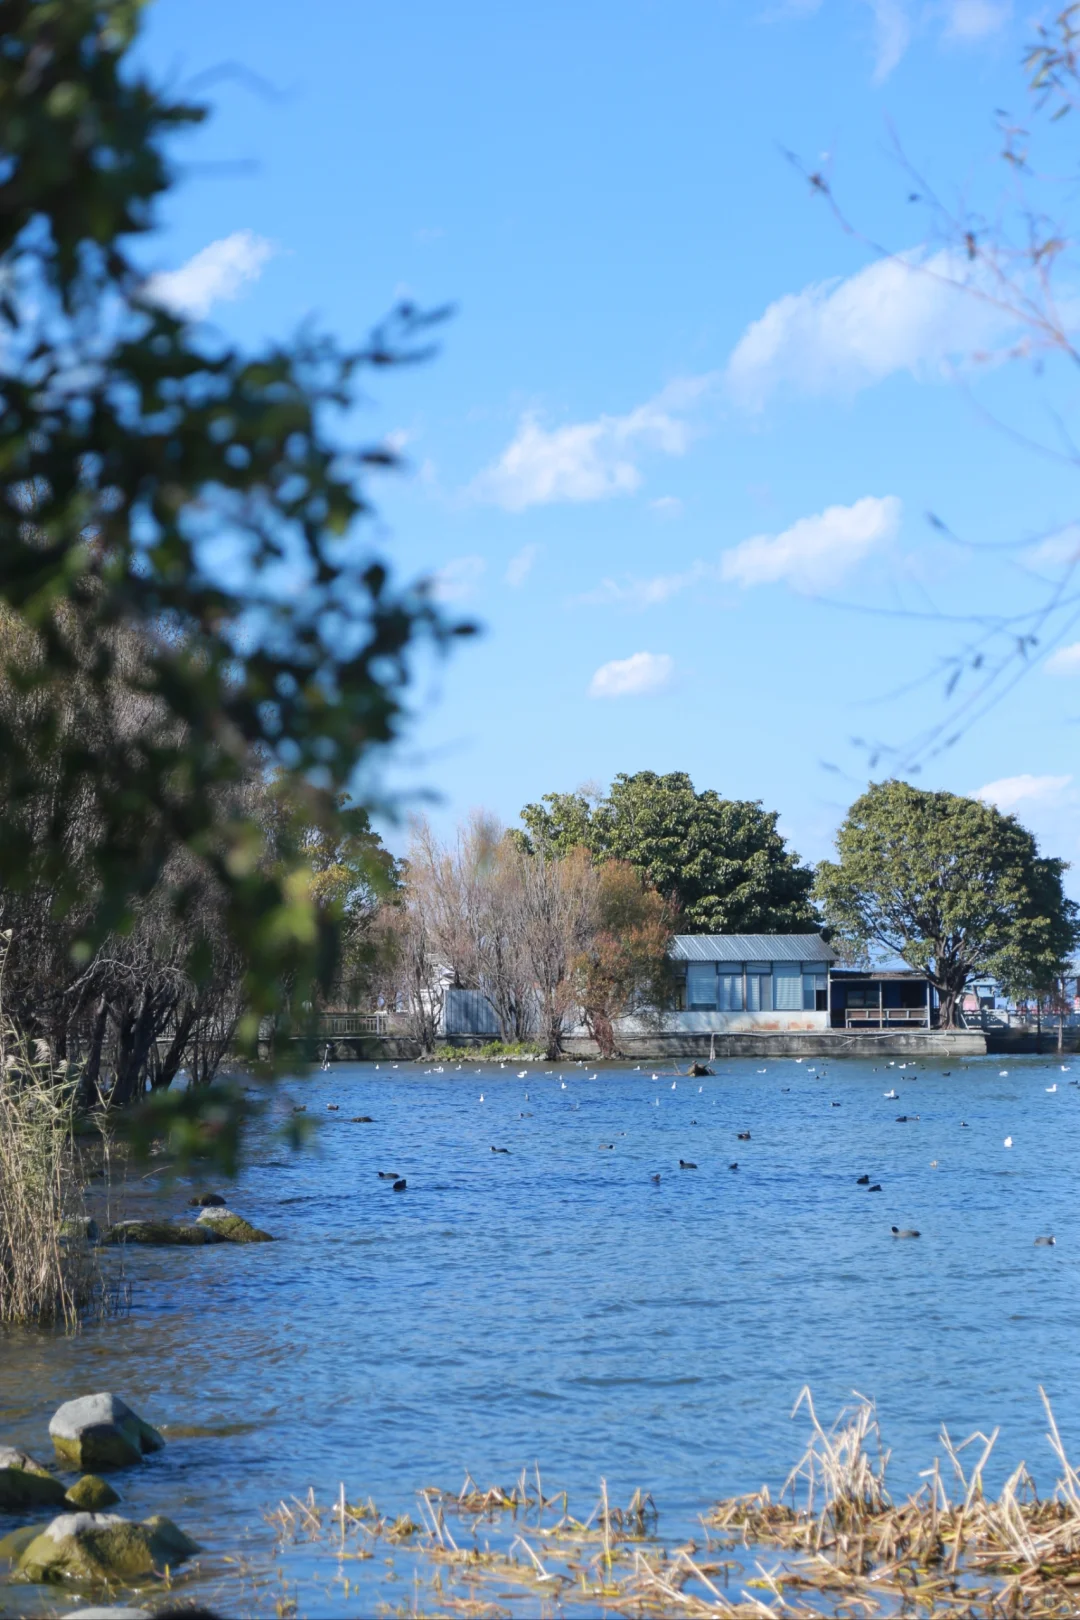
left=0, top=966, right=100, bottom=1326
left=254, top=1391, right=1080, bottom=1618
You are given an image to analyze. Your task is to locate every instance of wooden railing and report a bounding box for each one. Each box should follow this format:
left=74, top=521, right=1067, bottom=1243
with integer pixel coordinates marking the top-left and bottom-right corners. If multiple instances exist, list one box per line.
left=844, top=1008, right=929, bottom=1028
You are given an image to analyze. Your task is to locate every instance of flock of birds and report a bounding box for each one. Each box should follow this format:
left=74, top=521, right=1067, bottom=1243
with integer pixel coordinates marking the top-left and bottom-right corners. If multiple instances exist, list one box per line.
left=303, top=1052, right=1075, bottom=1248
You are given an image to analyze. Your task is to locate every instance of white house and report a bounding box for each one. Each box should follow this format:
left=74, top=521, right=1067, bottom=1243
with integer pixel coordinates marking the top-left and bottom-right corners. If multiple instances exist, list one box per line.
left=663, top=934, right=835, bottom=1034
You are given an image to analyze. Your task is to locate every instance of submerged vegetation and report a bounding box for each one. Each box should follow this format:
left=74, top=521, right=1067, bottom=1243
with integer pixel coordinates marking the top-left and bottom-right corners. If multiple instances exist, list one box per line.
left=247, top=1391, right=1080, bottom=1617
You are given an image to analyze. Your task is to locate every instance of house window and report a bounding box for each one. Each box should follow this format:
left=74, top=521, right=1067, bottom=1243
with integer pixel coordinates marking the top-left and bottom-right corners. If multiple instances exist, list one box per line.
left=686, top=963, right=717, bottom=1009
left=718, top=972, right=743, bottom=1012
left=746, top=965, right=772, bottom=1011
left=803, top=973, right=827, bottom=1011
left=773, top=962, right=801, bottom=1011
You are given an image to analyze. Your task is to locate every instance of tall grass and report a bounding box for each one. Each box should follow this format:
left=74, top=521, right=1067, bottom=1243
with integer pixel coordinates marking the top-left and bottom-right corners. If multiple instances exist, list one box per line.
left=0, top=945, right=98, bottom=1326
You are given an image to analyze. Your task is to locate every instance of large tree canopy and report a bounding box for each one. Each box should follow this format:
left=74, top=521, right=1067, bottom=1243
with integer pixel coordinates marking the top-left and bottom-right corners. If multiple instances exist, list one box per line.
left=519, top=771, right=817, bottom=934
left=0, top=1, right=467, bottom=1053
left=814, top=779, right=1079, bottom=1027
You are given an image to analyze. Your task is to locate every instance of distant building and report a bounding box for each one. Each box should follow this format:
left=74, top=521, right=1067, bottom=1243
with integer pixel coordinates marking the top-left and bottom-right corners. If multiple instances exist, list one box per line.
left=664, top=934, right=835, bottom=1033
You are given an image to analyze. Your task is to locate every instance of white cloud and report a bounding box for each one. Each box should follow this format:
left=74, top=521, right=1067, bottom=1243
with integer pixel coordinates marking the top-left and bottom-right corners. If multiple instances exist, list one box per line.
left=575, top=561, right=718, bottom=610
left=975, top=774, right=1073, bottom=811
left=505, top=544, right=539, bottom=587
left=588, top=651, right=674, bottom=699
left=143, top=230, right=275, bottom=319
left=471, top=376, right=713, bottom=511
left=650, top=495, right=684, bottom=518
left=721, top=495, right=901, bottom=592
left=430, top=555, right=485, bottom=602
left=727, top=249, right=1005, bottom=408
left=867, top=0, right=911, bottom=81
left=1046, top=642, right=1080, bottom=676
left=942, top=0, right=1010, bottom=40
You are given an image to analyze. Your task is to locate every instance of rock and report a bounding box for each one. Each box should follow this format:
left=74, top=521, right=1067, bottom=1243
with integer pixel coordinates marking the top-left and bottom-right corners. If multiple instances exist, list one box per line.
left=0, top=1524, right=41, bottom=1563
left=187, top=1192, right=226, bottom=1207
left=195, top=1209, right=273, bottom=1243
left=104, top=1219, right=221, bottom=1246
left=14, top=1511, right=198, bottom=1582
left=49, top=1394, right=164, bottom=1471
left=0, top=1445, right=68, bottom=1511
left=66, top=1609, right=150, bottom=1618
left=65, top=1473, right=121, bottom=1510
left=60, top=1216, right=100, bottom=1244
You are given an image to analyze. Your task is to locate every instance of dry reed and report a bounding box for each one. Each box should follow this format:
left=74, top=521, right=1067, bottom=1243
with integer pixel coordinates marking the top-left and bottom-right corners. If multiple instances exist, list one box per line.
left=0, top=938, right=100, bottom=1326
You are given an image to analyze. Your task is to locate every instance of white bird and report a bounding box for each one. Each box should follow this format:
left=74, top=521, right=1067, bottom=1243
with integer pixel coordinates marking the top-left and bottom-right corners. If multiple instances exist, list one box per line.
left=1062, top=1066, right=1071, bottom=1072
left=652, top=1073, right=659, bottom=1080
left=518, top=1070, right=527, bottom=1078
left=698, top=1085, right=703, bottom=1093
left=561, top=1081, right=567, bottom=1090
left=671, top=1081, right=677, bottom=1090
left=1047, top=1083, right=1058, bottom=1093
left=479, top=1093, right=485, bottom=1102
left=795, top=1058, right=803, bottom=1064
left=999, top=1070, right=1009, bottom=1076
left=1004, top=1135, right=1013, bottom=1148
left=756, top=1068, right=766, bottom=1073
left=884, top=1089, right=899, bottom=1099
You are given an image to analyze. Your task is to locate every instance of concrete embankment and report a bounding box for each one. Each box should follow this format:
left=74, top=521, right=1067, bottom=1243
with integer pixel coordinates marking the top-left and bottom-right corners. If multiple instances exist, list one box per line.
left=306, top=1030, right=986, bottom=1061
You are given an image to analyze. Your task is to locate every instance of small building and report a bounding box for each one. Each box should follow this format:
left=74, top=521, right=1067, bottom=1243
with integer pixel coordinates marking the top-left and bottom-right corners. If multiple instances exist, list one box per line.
left=665, top=934, right=835, bottom=1033
left=829, top=969, right=936, bottom=1030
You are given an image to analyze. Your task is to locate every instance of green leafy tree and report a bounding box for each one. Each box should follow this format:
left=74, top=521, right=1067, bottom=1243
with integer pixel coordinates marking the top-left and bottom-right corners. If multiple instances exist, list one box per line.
left=0, top=0, right=469, bottom=1060
left=520, top=771, right=816, bottom=934
left=814, top=779, right=1079, bottom=1027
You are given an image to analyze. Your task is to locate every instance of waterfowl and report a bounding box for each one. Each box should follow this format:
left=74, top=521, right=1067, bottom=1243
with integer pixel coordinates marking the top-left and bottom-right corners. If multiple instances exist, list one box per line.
left=942, top=1072, right=951, bottom=1077
left=491, top=1146, right=510, bottom=1154
left=599, top=1143, right=614, bottom=1150
left=326, top=1103, right=339, bottom=1111
left=737, top=1131, right=751, bottom=1141
left=729, top=1161, right=739, bottom=1170
left=869, top=1183, right=882, bottom=1192
left=960, top=1121, right=969, bottom=1127
left=831, top=1101, right=841, bottom=1107
left=679, top=1159, right=698, bottom=1169
left=856, top=1174, right=870, bottom=1185
left=1047, top=1084, right=1058, bottom=1093
left=350, top=1115, right=374, bottom=1123
left=884, top=1089, right=899, bottom=1100
left=1035, top=1236, right=1056, bottom=1246
left=377, top=1170, right=401, bottom=1179
left=1004, top=1136, right=1013, bottom=1148
left=892, top=1226, right=920, bottom=1238
left=651, top=1173, right=661, bottom=1183
left=292, top=1105, right=306, bottom=1113
left=392, top=1178, right=407, bottom=1191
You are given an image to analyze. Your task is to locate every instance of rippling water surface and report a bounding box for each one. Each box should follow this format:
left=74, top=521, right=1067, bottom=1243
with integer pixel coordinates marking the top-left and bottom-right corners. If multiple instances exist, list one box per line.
left=3, top=1053, right=1080, bottom=1613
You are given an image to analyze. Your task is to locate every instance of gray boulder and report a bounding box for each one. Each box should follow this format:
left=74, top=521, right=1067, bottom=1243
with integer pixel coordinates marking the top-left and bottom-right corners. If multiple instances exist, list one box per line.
left=49, top=1395, right=164, bottom=1471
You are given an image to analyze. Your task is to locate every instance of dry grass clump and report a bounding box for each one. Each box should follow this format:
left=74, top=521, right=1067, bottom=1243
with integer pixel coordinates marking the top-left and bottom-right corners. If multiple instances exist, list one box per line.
left=257, top=1395, right=1080, bottom=1618
left=0, top=974, right=100, bottom=1326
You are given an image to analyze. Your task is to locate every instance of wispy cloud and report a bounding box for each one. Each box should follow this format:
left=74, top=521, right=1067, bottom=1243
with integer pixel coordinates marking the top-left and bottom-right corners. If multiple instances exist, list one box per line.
left=575, top=561, right=719, bottom=610
left=867, top=0, right=911, bottom=81
left=471, top=377, right=713, bottom=511
left=1046, top=642, right=1080, bottom=676
left=505, top=544, right=539, bottom=588
left=727, top=250, right=1006, bottom=408
left=942, top=0, right=1011, bottom=41
left=721, top=495, right=901, bottom=592
left=975, top=773, right=1073, bottom=811
left=143, top=230, right=275, bottom=319
left=588, top=651, right=674, bottom=699
left=430, top=555, right=485, bottom=602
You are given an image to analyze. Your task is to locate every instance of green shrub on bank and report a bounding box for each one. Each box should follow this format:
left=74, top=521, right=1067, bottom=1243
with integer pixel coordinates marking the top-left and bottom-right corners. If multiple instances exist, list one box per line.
left=429, top=1042, right=544, bottom=1063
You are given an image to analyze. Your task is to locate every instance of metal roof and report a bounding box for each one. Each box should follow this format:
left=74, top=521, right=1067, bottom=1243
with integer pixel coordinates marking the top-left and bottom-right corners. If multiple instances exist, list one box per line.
left=669, top=934, right=835, bottom=964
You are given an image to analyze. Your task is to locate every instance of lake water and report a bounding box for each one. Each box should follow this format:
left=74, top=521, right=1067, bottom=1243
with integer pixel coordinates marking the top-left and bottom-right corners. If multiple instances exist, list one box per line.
left=3, top=1052, right=1080, bottom=1614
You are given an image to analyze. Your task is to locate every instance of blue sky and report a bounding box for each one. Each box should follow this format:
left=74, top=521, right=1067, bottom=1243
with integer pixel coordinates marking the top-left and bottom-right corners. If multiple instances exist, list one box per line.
left=134, top=0, right=1080, bottom=886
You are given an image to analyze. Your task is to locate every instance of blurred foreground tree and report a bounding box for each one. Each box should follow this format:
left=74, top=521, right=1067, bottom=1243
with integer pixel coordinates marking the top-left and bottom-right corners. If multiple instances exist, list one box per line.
left=814, top=780, right=1079, bottom=1027
left=0, top=0, right=468, bottom=1086
left=519, top=771, right=816, bottom=934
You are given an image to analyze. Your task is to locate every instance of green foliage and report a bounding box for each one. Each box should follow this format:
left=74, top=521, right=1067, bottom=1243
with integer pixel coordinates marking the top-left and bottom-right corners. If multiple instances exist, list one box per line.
left=814, top=779, right=1080, bottom=1026
left=0, top=1, right=469, bottom=1056
left=520, top=771, right=816, bottom=934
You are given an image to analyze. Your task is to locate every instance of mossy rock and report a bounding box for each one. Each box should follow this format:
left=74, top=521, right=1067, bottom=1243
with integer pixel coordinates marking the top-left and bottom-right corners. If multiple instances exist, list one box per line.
left=0, top=1447, right=68, bottom=1512
left=15, top=1511, right=198, bottom=1583
left=104, top=1220, right=222, bottom=1247
left=59, top=1216, right=99, bottom=1245
left=0, top=1524, right=44, bottom=1564
left=65, top=1473, right=121, bottom=1510
left=49, top=1394, right=164, bottom=1472
left=195, top=1210, right=273, bottom=1243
